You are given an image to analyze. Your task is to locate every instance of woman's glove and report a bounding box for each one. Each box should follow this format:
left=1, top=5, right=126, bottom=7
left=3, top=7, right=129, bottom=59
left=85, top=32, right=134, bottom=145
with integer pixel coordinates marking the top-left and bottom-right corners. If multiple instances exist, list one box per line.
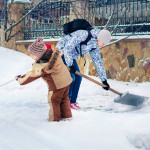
left=69, top=65, right=76, bottom=74
left=102, top=79, right=110, bottom=90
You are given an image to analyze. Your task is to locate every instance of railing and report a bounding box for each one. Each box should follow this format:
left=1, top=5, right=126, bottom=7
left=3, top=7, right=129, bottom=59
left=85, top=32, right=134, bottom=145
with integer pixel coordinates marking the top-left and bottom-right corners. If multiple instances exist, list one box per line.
left=24, top=0, right=70, bottom=40
left=23, top=0, right=150, bottom=40
left=93, top=0, right=150, bottom=34
left=2, top=0, right=150, bottom=41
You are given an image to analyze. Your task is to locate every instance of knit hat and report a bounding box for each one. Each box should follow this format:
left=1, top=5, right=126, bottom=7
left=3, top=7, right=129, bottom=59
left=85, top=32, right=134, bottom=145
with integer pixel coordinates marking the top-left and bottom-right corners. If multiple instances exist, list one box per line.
left=28, top=37, right=47, bottom=58
left=97, top=29, right=111, bottom=45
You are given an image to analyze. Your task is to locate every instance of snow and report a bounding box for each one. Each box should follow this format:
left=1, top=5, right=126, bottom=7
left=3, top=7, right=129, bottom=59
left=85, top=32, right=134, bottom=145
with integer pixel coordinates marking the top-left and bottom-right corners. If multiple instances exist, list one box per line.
left=16, top=34, right=150, bottom=45
left=16, top=38, right=62, bottom=44
left=112, top=34, right=150, bottom=40
left=8, top=0, right=31, bottom=4
left=0, top=46, right=150, bottom=150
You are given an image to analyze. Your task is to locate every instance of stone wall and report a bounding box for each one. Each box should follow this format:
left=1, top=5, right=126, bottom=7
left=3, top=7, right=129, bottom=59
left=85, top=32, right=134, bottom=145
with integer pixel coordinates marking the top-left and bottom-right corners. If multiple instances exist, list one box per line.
left=0, top=27, right=17, bottom=49
left=15, top=38, right=150, bottom=83
left=77, top=39, right=150, bottom=83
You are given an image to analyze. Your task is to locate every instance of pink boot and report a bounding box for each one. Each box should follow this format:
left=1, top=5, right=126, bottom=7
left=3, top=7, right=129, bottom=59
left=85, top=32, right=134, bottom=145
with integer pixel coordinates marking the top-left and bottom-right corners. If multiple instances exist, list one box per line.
left=74, top=103, right=80, bottom=110
left=70, top=103, right=78, bottom=110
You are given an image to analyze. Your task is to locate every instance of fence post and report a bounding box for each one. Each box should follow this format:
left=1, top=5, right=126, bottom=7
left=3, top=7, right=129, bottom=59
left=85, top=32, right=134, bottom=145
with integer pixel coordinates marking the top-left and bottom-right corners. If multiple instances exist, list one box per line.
left=6, top=1, right=31, bottom=41
left=4, top=0, right=7, bottom=30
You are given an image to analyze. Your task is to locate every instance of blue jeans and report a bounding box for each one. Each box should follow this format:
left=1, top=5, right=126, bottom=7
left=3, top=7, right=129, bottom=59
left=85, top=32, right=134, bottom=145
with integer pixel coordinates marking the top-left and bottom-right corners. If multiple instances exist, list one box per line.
left=62, top=55, right=82, bottom=104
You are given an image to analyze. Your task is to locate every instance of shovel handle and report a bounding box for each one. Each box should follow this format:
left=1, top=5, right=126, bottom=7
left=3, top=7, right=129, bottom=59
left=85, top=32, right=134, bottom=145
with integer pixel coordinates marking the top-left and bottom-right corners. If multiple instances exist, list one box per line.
left=0, top=78, right=16, bottom=87
left=75, top=71, right=122, bottom=96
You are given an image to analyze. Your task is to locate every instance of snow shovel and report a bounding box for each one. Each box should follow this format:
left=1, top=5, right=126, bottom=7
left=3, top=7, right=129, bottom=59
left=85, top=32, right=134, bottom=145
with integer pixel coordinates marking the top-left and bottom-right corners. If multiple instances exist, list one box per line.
left=75, top=71, right=149, bottom=106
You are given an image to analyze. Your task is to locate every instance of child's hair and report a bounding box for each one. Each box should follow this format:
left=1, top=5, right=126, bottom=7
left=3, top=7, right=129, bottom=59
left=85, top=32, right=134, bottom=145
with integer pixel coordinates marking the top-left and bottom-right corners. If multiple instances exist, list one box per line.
left=36, top=49, right=53, bottom=64
left=40, top=49, right=53, bottom=61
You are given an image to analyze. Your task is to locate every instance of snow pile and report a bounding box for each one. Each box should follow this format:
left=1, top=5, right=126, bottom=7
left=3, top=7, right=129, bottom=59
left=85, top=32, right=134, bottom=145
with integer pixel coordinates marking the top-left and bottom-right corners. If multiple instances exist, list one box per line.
left=128, top=133, right=150, bottom=150
left=0, top=46, right=150, bottom=150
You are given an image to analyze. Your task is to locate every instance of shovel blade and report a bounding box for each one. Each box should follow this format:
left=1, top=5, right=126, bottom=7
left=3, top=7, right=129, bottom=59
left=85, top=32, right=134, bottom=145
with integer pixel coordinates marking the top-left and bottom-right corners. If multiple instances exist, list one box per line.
left=114, top=92, right=149, bottom=106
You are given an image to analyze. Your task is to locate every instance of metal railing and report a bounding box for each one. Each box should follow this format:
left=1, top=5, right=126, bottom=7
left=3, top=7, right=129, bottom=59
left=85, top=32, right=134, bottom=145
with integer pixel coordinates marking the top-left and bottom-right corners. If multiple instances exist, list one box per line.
left=23, top=0, right=150, bottom=40
left=24, top=0, right=70, bottom=40
left=2, top=0, right=150, bottom=41
left=93, top=0, right=150, bottom=34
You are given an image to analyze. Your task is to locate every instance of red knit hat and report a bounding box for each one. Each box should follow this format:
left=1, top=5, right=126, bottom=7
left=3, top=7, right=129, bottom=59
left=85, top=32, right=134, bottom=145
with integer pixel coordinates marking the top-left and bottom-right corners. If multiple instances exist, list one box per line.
left=28, top=37, right=47, bottom=58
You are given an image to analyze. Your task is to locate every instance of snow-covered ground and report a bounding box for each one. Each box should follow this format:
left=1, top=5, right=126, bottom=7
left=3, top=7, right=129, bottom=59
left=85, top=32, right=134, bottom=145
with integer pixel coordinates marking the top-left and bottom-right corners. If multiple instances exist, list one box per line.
left=0, top=46, right=150, bottom=150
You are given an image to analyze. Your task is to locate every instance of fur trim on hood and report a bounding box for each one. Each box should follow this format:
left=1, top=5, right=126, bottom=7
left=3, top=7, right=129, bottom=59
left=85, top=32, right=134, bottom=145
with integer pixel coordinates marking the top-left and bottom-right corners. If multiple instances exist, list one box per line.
left=48, top=49, right=61, bottom=70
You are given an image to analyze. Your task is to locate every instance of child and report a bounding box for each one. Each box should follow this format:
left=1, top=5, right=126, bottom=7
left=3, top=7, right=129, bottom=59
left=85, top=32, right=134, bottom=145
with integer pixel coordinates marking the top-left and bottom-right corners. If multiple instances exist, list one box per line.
left=16, top=37, right=72, bottom=121
left=57, top=29, right=111, bottom=109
